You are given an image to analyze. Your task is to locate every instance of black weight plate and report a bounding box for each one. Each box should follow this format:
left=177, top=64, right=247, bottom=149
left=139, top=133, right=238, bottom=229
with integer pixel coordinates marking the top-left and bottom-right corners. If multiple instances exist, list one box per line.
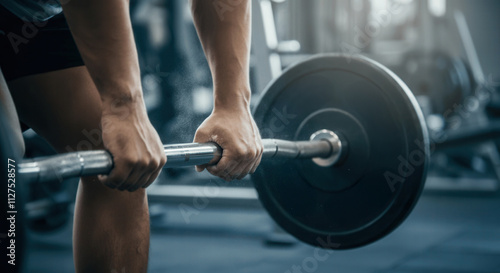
left=252, top=54, right=429, bottom=249
left=397, top=51, right=475, bottom=114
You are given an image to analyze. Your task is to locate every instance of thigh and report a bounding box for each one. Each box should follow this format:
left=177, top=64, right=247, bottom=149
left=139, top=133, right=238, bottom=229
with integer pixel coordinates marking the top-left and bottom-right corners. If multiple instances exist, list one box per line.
left=10, top=67, right=151, bottom=273
left=7, top=66, right=103, bottom=153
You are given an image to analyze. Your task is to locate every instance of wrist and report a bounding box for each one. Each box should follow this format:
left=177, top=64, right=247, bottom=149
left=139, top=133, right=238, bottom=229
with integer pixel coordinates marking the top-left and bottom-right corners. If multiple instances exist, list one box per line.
left=98, top=79, right=143, bottom=107
left=101, top=93, right=146, bottom=117
left=213, top=85, right=251, bottom=111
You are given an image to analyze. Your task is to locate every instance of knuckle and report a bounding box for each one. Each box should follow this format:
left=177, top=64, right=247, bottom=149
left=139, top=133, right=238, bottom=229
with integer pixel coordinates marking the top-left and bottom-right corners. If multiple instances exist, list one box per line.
left=243, top=153, right=254, bottom=162
left=156, top=151, right=166, bottom=162
left=122, top=156, right=138, bottom=167
left=258, top=144, right=264, bottom=155
left=160, top=157, right=167, bottom=167
left=144, top=150, right=153, bottom=160
left=157, top=156, right=165, bottom=166
left=234, top=147, right=248, bottom=158
left=248, top=148, right=258, bottom=159
left=149, top=159, right=160, bottom=169
left=138, top=158, right=150, bottom=167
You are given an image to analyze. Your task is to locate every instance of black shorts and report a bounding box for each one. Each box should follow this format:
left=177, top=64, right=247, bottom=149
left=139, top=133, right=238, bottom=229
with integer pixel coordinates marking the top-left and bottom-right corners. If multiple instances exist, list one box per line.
left=0, top=5, right=84, bottom=81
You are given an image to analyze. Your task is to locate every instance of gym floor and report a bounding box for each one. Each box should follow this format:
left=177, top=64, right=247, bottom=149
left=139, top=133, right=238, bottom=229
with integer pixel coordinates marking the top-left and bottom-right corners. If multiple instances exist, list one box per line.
left=24, top=181, right=500, bottom=273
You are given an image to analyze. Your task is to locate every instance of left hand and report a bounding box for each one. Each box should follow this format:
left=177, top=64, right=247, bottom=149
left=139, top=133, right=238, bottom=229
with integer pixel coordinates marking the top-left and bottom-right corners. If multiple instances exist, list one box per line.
left=193, top=106, right=263, bottom=181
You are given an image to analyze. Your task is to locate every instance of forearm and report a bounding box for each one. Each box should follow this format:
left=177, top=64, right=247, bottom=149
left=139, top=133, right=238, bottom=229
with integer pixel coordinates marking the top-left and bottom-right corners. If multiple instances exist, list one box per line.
left=61, top=0, right=142, bottom=111
left=190, top=0, right=252, bottom=109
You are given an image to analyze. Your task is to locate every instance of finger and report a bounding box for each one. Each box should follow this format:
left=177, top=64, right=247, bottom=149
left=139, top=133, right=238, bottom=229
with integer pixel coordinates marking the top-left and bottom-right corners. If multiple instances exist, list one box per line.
left=125, top=169, right=152, bottom=192
left=250, top=145, right=264, bottom=174
left=235, top=145, right=262, bottom=180
left=118, top=158, right=151, bottom=191
left=149, top=149, right=167, bottom=186
left=231, top=145, right=260, bottom=180
left=207, top=157, right=238, bottom=181
left=227, top=156, right=253, bottom=180
left=97, top=174, right=109, bottom=184
left=221, top=159, right=240, bottom=181
left=235, top=160, right=255, bottom=180
left=207, top=157, right=237, bottom=181
left=249, top=157, right=261, bottom=174
left=195, top=164, right=208, bottom=173
left=142, top=152, right=166, bottom=189
left=100, top=162, right=133, bottom=190
left=142, top=166, right=163, bottom=189
left=125, top=183, right=142, bottom=192
left=138, top=155, right=163, bottom=188
left=136, top=158, right=163, bottom=190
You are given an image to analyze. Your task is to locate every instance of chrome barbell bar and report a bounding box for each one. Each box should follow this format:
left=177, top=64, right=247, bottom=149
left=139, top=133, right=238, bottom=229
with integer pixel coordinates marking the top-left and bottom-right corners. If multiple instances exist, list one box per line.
left=18, top=130, right=344, bottom=183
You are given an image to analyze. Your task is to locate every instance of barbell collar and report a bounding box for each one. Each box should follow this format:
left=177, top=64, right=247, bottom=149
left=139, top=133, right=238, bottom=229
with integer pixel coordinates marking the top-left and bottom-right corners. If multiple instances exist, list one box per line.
left=309, top=129, right=346, bottom=167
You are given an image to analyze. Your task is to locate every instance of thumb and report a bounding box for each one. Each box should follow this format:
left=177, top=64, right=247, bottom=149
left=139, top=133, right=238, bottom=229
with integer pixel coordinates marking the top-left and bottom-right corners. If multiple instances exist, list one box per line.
left=97, top=174, right=108, bottom=183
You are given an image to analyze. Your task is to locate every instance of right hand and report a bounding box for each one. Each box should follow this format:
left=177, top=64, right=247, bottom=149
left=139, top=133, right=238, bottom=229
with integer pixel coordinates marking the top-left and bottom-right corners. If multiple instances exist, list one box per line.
left=193, top=106, right=263, bottom=181
left=98, top=100, right=166, bottom=191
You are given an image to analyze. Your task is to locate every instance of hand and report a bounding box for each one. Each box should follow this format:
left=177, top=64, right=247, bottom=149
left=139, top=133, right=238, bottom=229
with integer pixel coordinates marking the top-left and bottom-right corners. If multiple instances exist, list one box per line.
left=98, top=100, right=166, bottom=191
left=194, top=106, right=263, bottom=181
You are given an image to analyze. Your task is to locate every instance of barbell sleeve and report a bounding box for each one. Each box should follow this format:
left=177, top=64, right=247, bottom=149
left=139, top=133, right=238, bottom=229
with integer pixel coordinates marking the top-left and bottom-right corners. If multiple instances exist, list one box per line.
left=262, top=139, right=333, bottom=159
left=18, top=150, right=114, bottom=184
left=18, top=137, right=338, bottom=183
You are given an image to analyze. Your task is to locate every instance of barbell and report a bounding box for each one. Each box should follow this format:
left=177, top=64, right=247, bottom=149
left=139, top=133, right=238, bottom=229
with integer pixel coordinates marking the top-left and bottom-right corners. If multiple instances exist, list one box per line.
left=18, top=135, right=341, bottom=182
left=2, top=54, right=429, bottom=251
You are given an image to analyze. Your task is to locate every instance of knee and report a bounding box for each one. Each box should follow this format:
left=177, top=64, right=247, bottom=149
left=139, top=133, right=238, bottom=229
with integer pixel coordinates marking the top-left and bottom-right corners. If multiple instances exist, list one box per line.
left=16, top=132, right=25, bottom=157
left=1, top=115, right=25, bottom=157
left=79, top=176, right=148, bottom=202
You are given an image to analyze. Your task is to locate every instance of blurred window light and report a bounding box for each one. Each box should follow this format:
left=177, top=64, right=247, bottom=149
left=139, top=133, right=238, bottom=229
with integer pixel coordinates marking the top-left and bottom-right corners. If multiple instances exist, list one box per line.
left=370, top=0, right=389, bottom=12
left=260, top=0, right=279, bottom=49
left=370, top=0, right=414, bottom=11
left=277, top=40, right=301, bottom=53
left=192, top=86, right=213, bottom=114
left=429, top=0, right=446, bottom=17
left=369, top=0, right=415, bottom=24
